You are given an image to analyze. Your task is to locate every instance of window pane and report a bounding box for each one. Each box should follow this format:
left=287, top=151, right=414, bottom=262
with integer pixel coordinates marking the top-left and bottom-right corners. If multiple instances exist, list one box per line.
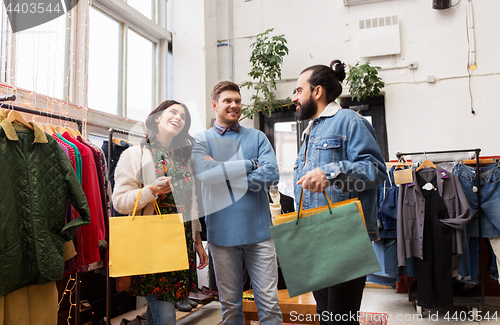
left=15, top=15, right=67, bottom=99
left=274, top=121, right=298, bottom=199
left=126, top=29, right=155, bottom=122
left=0, top=3, right=6, bottom=81
left=127, top=0, right=154, bottom=21
left=88, top=7, right=120, bottom=115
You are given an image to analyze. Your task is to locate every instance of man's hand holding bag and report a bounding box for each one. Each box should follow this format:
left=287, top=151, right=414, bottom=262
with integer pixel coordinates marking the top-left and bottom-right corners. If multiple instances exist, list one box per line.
left=269, top=189, right=381, bottom=297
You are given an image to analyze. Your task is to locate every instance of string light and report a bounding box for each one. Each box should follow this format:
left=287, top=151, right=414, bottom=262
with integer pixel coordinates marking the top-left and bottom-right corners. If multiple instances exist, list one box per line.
left=57, top=276, right=77, bottom=325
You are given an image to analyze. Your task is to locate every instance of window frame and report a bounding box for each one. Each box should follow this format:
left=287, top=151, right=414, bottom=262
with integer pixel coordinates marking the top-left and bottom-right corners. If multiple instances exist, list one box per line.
left=0, top=0, right=171, bottom=137
left=90, top=0, right=169, bottom=119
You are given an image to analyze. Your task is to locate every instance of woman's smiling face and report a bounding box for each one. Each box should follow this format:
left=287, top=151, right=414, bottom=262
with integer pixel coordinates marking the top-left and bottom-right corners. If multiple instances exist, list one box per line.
left=156, top=104, right=186, bottom=139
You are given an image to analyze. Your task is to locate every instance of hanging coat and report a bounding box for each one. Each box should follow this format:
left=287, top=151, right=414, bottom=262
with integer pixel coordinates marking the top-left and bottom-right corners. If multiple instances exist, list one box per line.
left=0, top=119, right=91, bottom=298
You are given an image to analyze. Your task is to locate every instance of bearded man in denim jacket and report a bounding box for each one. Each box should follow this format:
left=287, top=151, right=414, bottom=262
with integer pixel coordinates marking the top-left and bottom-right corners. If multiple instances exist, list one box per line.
left=293, top=60, right=387, bottom=325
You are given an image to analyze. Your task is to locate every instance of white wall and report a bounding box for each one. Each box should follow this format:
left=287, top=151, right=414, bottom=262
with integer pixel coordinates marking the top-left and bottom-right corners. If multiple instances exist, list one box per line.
left=192, top=0, right=499, bottom=158
left=170, top=0, right=218, bottom=134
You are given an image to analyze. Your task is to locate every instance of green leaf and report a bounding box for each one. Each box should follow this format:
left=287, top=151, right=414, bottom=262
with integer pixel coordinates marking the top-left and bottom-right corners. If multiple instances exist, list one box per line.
left=347, top=60, right=384, bottom=102
left=240, top=28, right=289, bottom=120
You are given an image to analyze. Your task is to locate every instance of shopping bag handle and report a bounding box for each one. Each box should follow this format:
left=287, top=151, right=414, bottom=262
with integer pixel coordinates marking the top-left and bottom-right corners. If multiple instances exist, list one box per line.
left=131, top=188, right=162, bottom=221
left=296, top=188, right=333, bottom=225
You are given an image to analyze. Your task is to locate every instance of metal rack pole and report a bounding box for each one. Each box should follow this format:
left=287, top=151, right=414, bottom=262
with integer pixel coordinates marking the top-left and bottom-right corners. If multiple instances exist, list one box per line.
left=0, top=95, right=83, bottom=131
left=396, top=149, right=480, bottom=159
left=475, top=148, right=485, bottom=307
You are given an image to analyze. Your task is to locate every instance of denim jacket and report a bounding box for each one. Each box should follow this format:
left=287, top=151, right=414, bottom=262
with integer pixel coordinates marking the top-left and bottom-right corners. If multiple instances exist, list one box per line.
left=293, top=104, right=387, bottom=240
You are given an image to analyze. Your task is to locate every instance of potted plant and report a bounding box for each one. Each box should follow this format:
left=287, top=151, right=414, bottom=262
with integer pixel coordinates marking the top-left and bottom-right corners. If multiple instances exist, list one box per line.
left=346, top=60, right=385, bottom=103
left=240, top=28, right=291, bottom=120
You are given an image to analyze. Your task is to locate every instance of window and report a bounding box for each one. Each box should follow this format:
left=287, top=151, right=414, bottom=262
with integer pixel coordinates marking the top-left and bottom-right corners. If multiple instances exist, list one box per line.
left=88, top=1, right=164, bottom=122
left=88, top=7, right=121, bottom=115
left=127, top=0, right=155, bottom=21
left=1, top=9, right=68, bottom=100
left=274, top=121, right=299, bottom=198
left=0, top=0, right=170, bottom=136
left=260, top=106, right=308, bottom=201
left=126, top=29, right=155, bottom=122
left=0, top=3, right=6, bottom=81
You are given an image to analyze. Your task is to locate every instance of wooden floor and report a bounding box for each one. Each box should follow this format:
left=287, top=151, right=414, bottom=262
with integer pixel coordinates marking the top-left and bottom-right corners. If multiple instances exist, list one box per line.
left=242, top=289, right=318, bottom=325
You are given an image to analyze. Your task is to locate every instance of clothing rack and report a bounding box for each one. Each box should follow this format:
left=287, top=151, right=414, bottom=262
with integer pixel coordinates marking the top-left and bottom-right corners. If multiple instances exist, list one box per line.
left=0, top=94, right=85, bottom=325
left=0, top=95, right=83, bottom=131
left=106, top=128, right=145, bottom=325
left=396, top=148, right=484, bottom=315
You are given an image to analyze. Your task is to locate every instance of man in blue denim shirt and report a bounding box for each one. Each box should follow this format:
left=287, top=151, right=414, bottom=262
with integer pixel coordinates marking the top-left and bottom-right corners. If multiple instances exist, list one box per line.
left=293, top=60, right=387, bottom=324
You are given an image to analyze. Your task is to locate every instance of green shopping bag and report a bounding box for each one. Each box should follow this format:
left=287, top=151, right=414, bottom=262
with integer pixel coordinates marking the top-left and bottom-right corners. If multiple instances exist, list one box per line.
left=270, top=190, right=381, bottom=297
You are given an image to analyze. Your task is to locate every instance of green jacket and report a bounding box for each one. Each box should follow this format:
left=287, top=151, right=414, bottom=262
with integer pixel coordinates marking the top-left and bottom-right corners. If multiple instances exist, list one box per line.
left=0, top=119, right=91, bottom=297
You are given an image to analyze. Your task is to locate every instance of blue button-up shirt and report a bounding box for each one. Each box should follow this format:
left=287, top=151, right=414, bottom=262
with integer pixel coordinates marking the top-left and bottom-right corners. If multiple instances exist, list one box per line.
left=293, top=102, right=387, bottom=240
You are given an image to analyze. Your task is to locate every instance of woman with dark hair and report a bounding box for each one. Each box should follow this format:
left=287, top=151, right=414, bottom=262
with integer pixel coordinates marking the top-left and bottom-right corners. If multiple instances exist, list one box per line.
left=113, top=100, right=208, bottom=325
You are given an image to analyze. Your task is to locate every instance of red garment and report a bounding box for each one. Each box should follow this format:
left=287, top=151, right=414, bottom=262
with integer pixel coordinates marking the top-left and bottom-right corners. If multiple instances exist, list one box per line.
left=79, top=137, right=110, bottom=267
left=79, top=137, right=108, bottom=238
left=62, top=132, right=102, bottom=266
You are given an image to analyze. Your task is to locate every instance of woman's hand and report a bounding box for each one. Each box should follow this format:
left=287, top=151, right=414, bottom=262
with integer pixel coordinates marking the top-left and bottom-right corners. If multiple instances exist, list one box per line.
left=148, top=176, right=172, bottom=195
left=195, top=242, right=208, bottom=270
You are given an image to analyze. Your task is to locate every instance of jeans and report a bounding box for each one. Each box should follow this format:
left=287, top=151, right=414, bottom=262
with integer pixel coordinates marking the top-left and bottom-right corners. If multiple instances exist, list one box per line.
left=367, top=239, right=398, bottom=287
left=455, top=226, right=479, bottom=284
left=209, top=238, right=282, bottom=325
left=453, top=163, right=500, bottom=238
left=487, top=238, right=500, bottom=281
left=377, top=166, right=399, bottom=238
left=145, top=294, right=176, bottom=325
left=453, top=163, right=500, bottom=283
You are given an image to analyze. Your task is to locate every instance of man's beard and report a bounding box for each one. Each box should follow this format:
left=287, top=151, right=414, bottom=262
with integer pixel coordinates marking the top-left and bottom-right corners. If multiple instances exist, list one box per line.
left=295, top=94, right=318, bottom=121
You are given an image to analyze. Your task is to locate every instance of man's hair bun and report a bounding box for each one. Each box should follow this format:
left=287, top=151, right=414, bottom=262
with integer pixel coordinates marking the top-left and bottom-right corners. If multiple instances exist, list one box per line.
left=330, top=60, right=346, bottom=82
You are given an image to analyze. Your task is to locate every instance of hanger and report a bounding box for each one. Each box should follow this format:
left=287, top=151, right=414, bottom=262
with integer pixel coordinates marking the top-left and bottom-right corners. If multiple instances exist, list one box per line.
left=55, top=125, right=66, bottom=134
left=415, top=159, right=436, bottom=172
left=73, top=128, right=82, bottom=137
left=392, top=161, right=412, bottom=170
left=65, top=127, right=77, bottom=138
left=386, top=157, right=412, bottom=170
left=394, top=164, right=408, bottom=170
left=44, top=124, right=56, bottom=135
left=7, top=110, right=33, bottom=130
left=0, top=102, right=12, bottom=117
left=463, top=158, right=499, bottom=166
left=112, top=137, right=123, bottom=145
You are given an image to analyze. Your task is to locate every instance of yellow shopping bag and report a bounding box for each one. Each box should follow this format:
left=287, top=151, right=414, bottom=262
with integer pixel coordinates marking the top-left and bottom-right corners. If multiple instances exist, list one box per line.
left=109, top=189, right=189, bottom=277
